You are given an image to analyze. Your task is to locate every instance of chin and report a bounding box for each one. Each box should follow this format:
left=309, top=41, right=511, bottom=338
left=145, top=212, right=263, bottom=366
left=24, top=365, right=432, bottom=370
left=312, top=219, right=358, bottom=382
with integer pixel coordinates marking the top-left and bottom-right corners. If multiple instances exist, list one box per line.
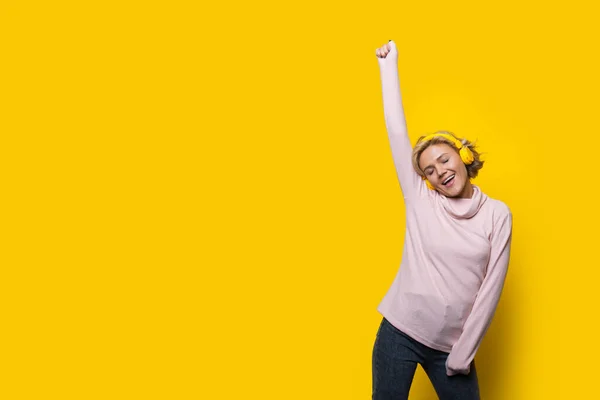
left=439, top=183, right=466, bottom=198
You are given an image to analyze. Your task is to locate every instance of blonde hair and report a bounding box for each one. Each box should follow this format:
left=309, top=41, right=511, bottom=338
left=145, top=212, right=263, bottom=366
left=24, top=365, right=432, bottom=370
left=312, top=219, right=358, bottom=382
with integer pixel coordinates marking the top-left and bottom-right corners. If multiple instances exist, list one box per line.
left=411, top=131, right=484, bottom=179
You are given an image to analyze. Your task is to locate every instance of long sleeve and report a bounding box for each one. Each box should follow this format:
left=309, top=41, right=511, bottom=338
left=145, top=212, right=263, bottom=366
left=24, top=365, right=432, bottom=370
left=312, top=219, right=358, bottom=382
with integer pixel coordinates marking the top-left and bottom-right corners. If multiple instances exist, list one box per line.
left=377, top=42, right=424, bottom=200
left=445, top=209, right=513, bottom=376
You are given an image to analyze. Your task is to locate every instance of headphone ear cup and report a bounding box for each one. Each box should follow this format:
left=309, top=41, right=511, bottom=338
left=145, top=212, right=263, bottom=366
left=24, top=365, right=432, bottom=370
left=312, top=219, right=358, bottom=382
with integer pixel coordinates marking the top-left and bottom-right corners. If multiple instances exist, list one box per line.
left=460, top=147, right=475, bottom=165
left=425, top=179, right=435, bottom=190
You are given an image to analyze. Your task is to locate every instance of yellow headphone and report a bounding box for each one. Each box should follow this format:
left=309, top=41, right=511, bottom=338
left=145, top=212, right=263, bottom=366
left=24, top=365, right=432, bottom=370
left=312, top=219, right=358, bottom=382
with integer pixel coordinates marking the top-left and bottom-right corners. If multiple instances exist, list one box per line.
left=419, top=133, right=475, bottom=190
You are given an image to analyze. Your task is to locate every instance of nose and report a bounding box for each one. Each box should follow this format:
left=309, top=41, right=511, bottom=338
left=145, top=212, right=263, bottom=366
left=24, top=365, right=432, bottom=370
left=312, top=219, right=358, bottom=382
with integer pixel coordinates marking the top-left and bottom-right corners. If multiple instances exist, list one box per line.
left=436, top=167, right=447, bottom=179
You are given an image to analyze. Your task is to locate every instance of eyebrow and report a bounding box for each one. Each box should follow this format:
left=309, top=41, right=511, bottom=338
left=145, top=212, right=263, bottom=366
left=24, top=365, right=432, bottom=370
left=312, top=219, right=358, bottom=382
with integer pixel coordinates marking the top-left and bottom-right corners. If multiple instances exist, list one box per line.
left=422, top=153, right=448, bottom=171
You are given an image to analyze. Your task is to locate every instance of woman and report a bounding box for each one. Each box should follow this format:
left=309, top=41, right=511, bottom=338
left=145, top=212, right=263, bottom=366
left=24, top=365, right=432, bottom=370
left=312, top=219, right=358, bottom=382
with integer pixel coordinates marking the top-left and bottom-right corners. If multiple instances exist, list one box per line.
left=372, top=40, right=513, bottom=400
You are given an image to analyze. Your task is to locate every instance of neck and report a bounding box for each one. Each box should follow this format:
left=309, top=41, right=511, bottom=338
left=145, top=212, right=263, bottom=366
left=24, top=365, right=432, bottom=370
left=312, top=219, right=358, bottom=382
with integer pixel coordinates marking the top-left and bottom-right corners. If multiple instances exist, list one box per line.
left=458, top=182, right=474, bottom=199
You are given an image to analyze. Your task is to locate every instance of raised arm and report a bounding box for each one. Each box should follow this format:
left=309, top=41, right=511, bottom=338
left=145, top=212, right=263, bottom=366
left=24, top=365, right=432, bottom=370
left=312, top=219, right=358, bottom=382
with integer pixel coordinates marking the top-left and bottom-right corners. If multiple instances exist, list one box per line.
left=376, top=40, right=423, bottom=199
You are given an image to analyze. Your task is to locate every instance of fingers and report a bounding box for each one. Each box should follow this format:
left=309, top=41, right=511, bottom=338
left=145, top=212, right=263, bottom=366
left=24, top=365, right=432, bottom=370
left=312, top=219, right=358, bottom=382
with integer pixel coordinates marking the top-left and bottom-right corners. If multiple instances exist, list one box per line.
left=375, top=41, right=394, bottom=58
left=375, top=45, right=389, bottom=58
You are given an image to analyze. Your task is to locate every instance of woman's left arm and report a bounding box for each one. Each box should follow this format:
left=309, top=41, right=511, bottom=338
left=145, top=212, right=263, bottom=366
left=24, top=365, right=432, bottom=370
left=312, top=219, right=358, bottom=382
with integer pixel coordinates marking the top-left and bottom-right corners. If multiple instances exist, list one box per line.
left=445, top=208, right=513, bottom=376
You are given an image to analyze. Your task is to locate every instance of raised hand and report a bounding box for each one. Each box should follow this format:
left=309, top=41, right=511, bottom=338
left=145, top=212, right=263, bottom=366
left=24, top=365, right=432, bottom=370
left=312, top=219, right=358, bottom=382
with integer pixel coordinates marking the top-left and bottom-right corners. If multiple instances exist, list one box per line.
left=375, top=40, right=398, bottom=62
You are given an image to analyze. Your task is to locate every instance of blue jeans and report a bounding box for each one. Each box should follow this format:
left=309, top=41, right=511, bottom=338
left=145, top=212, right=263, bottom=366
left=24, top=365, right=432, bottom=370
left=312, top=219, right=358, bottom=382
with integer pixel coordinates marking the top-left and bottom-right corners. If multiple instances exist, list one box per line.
left=372, top=317, right=480, bottom=400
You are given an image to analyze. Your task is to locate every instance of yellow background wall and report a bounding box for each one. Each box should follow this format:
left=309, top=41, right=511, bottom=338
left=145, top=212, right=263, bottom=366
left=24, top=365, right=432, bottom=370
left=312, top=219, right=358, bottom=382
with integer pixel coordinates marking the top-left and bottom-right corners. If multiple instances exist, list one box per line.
left=1, top=1, right=596, bottom=398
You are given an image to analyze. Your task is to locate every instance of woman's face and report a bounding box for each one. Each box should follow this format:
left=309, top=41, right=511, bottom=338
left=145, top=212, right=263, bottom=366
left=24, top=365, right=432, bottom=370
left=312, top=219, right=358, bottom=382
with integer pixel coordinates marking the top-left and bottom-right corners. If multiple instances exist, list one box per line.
left=418, top=143, right=473, bottom=198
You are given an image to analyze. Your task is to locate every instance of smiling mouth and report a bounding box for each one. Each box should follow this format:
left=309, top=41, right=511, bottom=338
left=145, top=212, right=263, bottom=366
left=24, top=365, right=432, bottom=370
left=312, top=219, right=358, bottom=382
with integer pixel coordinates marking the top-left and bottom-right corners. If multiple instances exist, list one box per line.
left=442, top=175, right=455, bottom=186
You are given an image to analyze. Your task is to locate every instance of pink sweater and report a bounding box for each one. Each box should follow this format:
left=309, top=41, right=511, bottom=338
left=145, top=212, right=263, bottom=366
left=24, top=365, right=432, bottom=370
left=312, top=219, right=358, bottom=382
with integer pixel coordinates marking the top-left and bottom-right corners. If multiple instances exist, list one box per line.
left=376, top=44, right=513, bottom=376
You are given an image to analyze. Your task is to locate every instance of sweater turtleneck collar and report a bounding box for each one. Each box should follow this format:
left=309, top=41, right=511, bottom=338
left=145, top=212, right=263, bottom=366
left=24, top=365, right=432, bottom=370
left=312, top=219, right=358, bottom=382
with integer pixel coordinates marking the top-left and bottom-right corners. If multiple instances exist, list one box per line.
left=437, top=185, right=488, bottom=219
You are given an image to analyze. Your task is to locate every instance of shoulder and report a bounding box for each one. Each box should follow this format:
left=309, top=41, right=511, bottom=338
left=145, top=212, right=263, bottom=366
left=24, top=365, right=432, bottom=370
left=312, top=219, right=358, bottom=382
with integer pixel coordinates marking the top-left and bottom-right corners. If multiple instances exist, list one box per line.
left=487, top=198, right=511, bottom=217
left=481, top=192, right=512, bottom=225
